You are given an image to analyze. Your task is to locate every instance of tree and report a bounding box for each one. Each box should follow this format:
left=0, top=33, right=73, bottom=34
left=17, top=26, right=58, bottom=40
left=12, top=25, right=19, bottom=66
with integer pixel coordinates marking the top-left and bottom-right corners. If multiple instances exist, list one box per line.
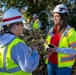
left=1, top=0, right=69, bottom=13
left=1, top=0, right=74, bottom=28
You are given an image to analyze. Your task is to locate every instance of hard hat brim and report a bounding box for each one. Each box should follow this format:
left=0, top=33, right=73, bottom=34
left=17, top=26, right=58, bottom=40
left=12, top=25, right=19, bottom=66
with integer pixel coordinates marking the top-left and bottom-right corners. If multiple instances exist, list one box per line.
left=1, top=17, right=24, bottom=26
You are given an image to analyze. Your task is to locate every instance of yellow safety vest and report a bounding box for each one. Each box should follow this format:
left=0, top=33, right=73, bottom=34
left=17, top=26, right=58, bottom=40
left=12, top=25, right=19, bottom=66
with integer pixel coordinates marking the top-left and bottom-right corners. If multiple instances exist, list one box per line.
left=0, top=38, right=32, bottom=75
left=33, top=19, right=39, bottom=29
left=44, top=28, right=76, bottom=67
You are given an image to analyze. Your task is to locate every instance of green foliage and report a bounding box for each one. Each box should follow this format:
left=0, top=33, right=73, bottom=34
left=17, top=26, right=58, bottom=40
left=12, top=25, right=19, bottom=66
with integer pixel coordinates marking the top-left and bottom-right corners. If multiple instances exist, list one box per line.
left=1, top=0, right=70, bottom=29
left=1, top=0, right=64, bottom=13
left=39, top=12, right=48, bottom=28
left=19, top=28, right=47, bottom=75
left=68, top=8, right=76, bottom=29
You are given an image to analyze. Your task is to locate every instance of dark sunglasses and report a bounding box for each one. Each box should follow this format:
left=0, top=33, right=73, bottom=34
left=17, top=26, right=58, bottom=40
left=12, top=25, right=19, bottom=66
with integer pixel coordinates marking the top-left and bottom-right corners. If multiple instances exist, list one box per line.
left=14, top=22, right=24, bottom=27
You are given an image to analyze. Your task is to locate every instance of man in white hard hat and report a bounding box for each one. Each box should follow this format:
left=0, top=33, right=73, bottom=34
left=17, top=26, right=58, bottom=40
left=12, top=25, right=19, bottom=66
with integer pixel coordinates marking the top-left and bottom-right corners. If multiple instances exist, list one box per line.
left=32, top=14, right=42, bottom=29
left=44, top=4, right=76, bottom=75
left=0, top=8, right=39, bottom=75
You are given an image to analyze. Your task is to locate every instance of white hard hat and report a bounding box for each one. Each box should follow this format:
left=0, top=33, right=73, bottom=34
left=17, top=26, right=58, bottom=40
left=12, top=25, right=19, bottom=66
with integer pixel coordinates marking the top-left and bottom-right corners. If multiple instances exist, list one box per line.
left=53, top=4, right=68, bottom=14
left=1, top=8, right=24, bottom=26
left=33, top=14, right=38, bottom=18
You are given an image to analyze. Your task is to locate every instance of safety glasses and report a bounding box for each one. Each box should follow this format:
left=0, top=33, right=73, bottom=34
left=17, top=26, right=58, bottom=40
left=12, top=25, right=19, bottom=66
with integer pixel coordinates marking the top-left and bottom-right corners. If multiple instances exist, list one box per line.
left=15, top=21, right=24, bottom=27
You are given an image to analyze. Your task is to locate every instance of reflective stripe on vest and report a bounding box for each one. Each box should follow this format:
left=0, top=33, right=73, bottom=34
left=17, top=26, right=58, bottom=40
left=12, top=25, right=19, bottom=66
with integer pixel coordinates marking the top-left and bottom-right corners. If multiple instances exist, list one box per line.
left=44, top=35, right=51, bottom=47
left=0, top=67, right=20, bottom=73
left=69, top=42, right=76, bottom=48
left=45, top=28, right=76, bottom=67
left=58, top=28, right=76, bottom=67
left=44, top=35, right=51, bottom=64
left=61, top=55, right=75, bottom=62
left=0, top=38, right=32, bottom=75
left=65, top=28, right=76, bottom=48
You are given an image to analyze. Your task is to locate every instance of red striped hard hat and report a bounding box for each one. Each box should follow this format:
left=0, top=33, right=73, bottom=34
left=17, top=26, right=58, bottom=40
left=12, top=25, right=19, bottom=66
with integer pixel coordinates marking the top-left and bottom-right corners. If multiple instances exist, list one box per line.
left=1, top=8, right=24, bottom=26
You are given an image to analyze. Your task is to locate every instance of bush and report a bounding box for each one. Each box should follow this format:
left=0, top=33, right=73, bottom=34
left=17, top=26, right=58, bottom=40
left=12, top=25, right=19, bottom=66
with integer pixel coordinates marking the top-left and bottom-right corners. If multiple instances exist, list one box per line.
left=19, top=28, right=48, bottom=75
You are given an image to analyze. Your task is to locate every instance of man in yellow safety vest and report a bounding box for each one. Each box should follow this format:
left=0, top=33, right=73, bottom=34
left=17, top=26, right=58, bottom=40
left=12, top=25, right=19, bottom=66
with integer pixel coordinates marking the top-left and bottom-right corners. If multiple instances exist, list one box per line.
left=0, top=8, right=39, bottom=75
left=32, top=14, right=42, bottom=29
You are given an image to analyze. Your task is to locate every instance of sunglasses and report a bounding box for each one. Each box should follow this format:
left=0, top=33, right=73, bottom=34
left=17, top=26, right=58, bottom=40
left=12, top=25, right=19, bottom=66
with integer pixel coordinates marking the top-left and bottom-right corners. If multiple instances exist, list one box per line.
left=14, top=22, right=24, bottom=27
